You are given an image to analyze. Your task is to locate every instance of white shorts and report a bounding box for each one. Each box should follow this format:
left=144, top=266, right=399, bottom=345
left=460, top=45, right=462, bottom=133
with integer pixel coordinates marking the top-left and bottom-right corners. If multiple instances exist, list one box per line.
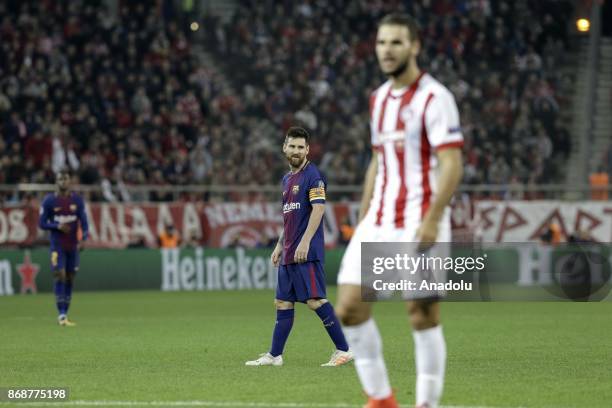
left=337, top=212, right=451, bottom=298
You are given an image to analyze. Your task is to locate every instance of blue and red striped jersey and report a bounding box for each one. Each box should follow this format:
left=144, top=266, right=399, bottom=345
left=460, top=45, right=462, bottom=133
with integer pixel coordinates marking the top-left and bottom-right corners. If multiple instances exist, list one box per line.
left=39, top=192, right=89, bottom=251
left=280, top=162, right=326, bottom=265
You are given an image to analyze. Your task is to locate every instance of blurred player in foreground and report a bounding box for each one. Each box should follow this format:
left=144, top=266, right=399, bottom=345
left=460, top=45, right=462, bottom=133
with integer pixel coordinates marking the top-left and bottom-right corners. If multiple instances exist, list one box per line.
left=39, top=170, right=89, bottom=326
left=335, top=14, right=464, bottom=408
left=246, top=127, right=353, bottom=367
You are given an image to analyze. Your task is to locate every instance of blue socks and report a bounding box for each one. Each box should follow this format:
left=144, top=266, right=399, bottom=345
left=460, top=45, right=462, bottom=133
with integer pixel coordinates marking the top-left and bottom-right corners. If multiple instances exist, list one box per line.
left=64, top=281, right=73, bottom=313
left=268, top=303, right=348, bottom=357
left=54, top=280, right=66, bottom=315
left=270, top=309, right=294, bottom=357
left=316, top=302, right=349, bottom=352
left=54, top=279, right=73, bottom=316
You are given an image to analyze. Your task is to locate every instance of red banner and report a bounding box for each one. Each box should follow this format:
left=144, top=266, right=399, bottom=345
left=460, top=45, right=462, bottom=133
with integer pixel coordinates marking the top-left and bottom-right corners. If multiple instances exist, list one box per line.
left=0, top=207, right=38, bottom=246
left=83, top=202, right=204, bottom=248
left=3, top=199, right=475, bottom=249
left=202, top=202, right=364, bottom=248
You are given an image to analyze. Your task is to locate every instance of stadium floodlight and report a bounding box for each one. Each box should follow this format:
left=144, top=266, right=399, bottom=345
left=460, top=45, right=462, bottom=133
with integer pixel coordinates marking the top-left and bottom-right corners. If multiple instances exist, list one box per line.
left=190, top=22, right=199, bottom=31
left=576, top=18, right=590, bottom=32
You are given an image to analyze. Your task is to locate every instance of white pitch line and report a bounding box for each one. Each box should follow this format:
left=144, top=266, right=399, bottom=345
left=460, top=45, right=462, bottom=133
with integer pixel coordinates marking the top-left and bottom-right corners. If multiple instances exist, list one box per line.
left=0, top=400, right=525, bottom=408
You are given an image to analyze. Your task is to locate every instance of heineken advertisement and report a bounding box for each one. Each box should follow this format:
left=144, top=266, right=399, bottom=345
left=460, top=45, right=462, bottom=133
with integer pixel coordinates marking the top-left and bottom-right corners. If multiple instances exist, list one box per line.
left=0, top=245, right=610, bottom=297
left=0, top=248, right=343, bottom=295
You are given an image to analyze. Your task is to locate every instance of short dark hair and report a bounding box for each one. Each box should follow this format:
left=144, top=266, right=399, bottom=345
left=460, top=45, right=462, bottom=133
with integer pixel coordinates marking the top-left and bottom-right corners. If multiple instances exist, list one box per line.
left=285, top=126, right=310, bottom=143
left=378, top=13, right=420, bottom=43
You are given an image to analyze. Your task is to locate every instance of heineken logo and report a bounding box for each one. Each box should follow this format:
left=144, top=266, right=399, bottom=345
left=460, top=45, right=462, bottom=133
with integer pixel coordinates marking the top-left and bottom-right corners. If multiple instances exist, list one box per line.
left=161, top=248, right=277, bottom=291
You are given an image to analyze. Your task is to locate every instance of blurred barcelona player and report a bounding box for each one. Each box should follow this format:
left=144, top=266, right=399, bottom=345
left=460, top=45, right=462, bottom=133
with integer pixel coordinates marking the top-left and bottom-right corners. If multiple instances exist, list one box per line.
left=39, top=170, right=89, bottom=326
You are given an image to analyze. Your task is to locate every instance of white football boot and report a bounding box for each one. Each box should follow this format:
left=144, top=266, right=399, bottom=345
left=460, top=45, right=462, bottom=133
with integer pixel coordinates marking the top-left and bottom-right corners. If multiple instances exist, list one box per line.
left=245, top=353, right=283, bottom=366
left=321, top=349, right=354, bottom=366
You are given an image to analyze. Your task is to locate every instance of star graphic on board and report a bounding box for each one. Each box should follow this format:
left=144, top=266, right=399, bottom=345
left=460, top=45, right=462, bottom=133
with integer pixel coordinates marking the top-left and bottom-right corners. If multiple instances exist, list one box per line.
left=17, top=251, right=40, bottom=294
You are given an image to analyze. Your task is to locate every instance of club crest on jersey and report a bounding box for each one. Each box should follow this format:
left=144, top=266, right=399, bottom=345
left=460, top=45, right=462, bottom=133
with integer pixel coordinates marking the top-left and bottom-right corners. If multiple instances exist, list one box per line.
left=70, top=204, right=77, bottom=212
left=292, top=185, right=300, bottom=194
left=400, top=105, right=415, bottom=122
left=54, top=207, right=61, bottom=212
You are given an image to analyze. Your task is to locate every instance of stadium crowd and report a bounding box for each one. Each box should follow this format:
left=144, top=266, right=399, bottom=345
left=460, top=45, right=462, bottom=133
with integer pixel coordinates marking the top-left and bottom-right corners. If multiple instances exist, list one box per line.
left=0, top=0, right=575, bottom=202
left=210, top=0, right=575, bottom=188
left=0, top=0, right=229, bottom=200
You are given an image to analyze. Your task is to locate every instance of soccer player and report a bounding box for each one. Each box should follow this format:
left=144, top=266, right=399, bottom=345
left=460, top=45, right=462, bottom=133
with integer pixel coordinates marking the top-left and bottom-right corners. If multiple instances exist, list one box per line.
left=39, top=170, right=89, bottom=327
left=335, top=14, right=464, bottom=408
left=245, top=126, right=353, bottom=367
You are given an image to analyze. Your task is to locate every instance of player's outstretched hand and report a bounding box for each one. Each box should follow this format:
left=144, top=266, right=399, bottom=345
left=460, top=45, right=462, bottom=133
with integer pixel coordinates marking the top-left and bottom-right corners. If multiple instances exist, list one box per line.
left=271, top=245, right=282, bottom=267
left=294, top=240, right=310, bottom=263
left=78, top=241, right=85, bottom=252
left=58, top=223, right=71, bottom=234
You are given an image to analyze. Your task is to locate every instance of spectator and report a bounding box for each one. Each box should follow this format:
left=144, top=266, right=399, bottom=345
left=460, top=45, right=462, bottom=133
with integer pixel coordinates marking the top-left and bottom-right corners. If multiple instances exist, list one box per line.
left=540, top=222, right=563, bottom=245
left=589, top=167, right=609, bottom=201
left=158, top=222, right=180, bottom=249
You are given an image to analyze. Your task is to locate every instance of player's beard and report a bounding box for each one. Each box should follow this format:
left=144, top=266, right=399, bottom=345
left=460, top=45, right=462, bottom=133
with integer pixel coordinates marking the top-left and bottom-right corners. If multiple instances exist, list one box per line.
left=385, top=58, right=409, bottom=78
left=287, top=154, right=305, bottom=170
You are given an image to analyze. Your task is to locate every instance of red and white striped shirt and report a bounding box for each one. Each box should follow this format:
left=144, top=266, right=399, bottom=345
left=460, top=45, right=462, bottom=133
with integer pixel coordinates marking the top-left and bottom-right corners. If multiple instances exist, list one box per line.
left=366, top=72, right=463, bottom=229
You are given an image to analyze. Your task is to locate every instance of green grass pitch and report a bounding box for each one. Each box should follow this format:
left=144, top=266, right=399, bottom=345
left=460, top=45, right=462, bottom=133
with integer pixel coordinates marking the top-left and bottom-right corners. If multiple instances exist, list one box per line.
left=1, top=289, right=611, bottom=407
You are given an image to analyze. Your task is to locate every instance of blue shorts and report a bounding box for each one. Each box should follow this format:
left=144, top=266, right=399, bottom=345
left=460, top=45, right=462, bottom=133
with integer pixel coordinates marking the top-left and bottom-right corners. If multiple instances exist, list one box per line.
left=276, top=261, right=327, bottom=303
left=50, top=248, right=80, bottom=274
